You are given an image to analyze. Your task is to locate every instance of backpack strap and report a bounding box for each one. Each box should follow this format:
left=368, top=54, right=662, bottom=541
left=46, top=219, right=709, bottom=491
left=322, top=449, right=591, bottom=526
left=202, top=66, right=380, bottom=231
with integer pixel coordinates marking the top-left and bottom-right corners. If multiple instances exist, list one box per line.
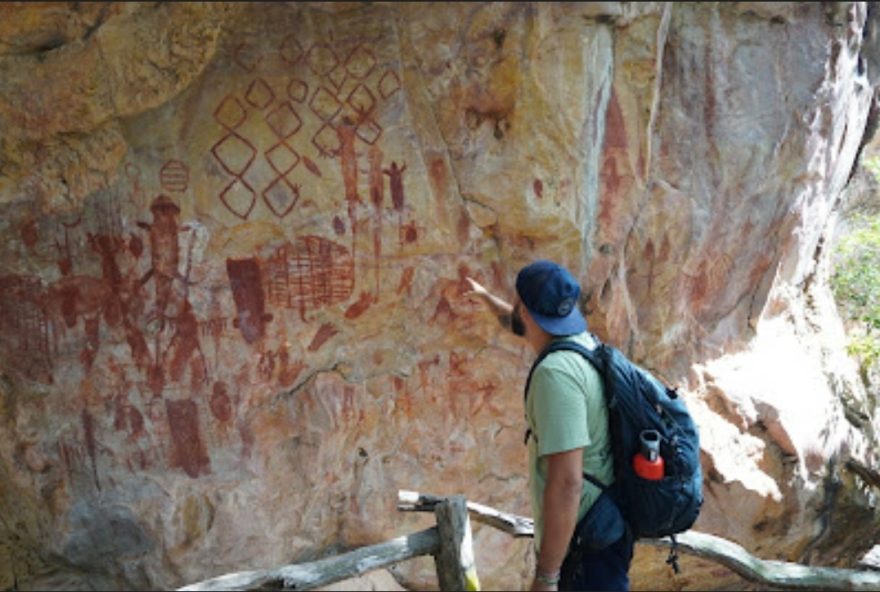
left=665, top=534, right=681, bottom=574
left=523, top=338, right=596, bottom=443
left=523, top=336, right=611, bottom=489
left=582, top=472, right=609, bottom=492
left=523, top=335, right=603, bottom=406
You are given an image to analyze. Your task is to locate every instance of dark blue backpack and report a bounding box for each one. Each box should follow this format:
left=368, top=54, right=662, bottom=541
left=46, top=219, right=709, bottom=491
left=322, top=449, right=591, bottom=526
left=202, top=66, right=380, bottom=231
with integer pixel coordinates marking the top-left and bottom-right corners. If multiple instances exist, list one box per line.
left=525, top=335, right=703, bottom=543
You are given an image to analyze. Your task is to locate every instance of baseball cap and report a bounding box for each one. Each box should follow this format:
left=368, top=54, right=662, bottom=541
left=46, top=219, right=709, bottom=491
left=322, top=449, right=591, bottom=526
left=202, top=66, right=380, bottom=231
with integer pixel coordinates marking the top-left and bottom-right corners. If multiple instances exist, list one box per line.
left=515, top=260, right=587, bottom=336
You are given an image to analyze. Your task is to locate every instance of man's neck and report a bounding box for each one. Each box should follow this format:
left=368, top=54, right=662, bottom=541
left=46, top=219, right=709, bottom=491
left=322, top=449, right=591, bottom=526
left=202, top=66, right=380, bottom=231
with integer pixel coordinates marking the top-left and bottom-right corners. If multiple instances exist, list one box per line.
left=528, top=329, right=554, bottom=354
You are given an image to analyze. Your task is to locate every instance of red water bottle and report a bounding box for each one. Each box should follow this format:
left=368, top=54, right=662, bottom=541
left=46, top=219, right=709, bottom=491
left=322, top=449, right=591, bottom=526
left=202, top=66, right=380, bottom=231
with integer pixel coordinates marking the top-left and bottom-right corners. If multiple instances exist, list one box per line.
left=633, top=429, right=664, bottom=480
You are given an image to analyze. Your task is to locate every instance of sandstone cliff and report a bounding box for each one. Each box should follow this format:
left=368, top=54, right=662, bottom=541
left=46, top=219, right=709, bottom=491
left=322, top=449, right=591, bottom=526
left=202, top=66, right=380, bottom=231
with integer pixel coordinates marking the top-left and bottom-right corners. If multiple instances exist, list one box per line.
left=0, top=2, right=878, bottom=590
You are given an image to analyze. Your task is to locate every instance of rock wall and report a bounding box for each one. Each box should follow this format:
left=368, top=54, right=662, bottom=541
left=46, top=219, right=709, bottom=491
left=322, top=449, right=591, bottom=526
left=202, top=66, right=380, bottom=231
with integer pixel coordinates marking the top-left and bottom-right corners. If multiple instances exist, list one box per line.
left=0, top=2, right=878, bottom=590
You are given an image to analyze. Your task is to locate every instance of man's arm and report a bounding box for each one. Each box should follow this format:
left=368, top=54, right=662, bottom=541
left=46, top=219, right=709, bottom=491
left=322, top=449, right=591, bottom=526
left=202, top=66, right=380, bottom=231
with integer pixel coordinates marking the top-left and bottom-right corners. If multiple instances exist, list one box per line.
left=532, top=447, right=584, bottom=591
left=464, top=277, right=513, bottom=327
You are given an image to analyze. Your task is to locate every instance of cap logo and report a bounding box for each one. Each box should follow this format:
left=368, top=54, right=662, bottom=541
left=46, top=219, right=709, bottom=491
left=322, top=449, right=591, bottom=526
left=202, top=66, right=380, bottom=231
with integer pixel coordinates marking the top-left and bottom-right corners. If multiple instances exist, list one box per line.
left=556, top=297, right=575, bottom=316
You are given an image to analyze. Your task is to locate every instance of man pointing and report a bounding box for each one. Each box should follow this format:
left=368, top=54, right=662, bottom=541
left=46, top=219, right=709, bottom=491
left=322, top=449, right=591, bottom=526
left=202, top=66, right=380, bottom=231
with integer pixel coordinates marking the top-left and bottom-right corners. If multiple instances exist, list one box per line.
left=467, top=260, right=633, bottom=591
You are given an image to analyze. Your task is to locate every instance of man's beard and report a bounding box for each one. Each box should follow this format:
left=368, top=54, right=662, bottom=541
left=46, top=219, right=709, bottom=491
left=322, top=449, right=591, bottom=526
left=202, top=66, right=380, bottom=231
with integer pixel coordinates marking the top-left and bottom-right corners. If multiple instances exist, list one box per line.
left=511, top=307, right=526, bottom=336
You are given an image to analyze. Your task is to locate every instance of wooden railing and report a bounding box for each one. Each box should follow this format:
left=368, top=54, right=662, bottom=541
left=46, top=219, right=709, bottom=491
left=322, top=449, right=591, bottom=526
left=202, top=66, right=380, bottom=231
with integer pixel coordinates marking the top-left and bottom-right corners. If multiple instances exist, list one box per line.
left=179, top=493, right=479, bottom=591
left=179, top=490, right=880, bottom=591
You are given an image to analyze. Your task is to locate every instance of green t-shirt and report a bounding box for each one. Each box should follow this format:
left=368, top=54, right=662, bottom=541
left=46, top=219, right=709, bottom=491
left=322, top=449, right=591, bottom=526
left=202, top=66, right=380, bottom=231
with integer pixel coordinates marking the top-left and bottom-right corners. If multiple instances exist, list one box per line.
left=526, top=332, right=613, bottom=548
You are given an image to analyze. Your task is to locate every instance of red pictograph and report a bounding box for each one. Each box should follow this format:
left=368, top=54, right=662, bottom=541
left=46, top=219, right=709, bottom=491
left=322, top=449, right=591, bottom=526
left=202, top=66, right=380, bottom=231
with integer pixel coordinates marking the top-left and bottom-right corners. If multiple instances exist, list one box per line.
left=399, top=220, right=420, bottom=245
left=354, top=115, right=382, bottom=146
left=368, top=145, right=385, bottom=209
left=307, top=322, right=338, bottom=352
left=0, top=275, right=52, bottom=383
left=334, top=117, right=365, bottom=260
left=245, top=78, right=275, bottom=110
left=392, top=375, right=413, bottom=418
left=430, top=294, right=456, bottom=325
left=262, top=235, right=355, bottom=321
left=57, top=435, right=98, bottom=490
left=311, top=124, right=340, bottom=158
left=306, top=43, right=339, bottom=77
left=136, top=195, right=207, bottom=394
left=81, top=410, right=101, bottom=490
left=368, top=145, right=384, bottom=295
left=211, top=95, right=257, bottom=220
left=336, top=117, right=360, bottom=211
left=160, top=160, right=189, bottom=193
left=279, top=35, right=305, bottom=66
left=210, top=381, right=233, bottom=423
left=163, top=299, right=208, bottom=390
left=277, top=346, right=306, bottom=387
left=212, top=37, right=404, bottom=225
left=92, top=189, right=126, bottom=240
left=137, top=195, right=185, bottom=319
left=326, top=64, right=347, bottom=93
left=333, top=215, right=346, bottom=235
left=417, top=355, right=441, bottom=394
left=262, top=101, right=304, bottom=217
left=302, top=155, right=322, bottom=177
left=55, top=215, right=82, bottom=276
left=233, top=42, right=261, bottom=72
left=345, top=84, right=382, bottom=145
left=309, top=86, right=344, bottom=157
left=344, top=291, right=375, bottom=320
left=344, top=44, right=377, bottom=80
left=165, top=398, right=211, bottom=478
left=114, top=394, right=146, bottom=441
left=307, top=54, right=387, bottom=156
left=384, top=161, right=407, bottom=211
left=396, top=266, right=415, bottom=297
left=378, top=70, right=401, bottom=100
left=287, top=78, right=309, bottom=103
left=125, top=161, right=146, bottom=212
left=87, top=231, right=150, bottom=370
left=257, top=349, right=276, bottom=382
left=226, top=257, right=273, bottom=343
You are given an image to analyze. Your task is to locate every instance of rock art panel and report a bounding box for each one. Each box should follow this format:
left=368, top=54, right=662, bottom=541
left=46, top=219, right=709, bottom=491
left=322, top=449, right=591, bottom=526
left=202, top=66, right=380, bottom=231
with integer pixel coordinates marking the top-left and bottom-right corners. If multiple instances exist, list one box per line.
left=0, top=4, right=877, bottom=592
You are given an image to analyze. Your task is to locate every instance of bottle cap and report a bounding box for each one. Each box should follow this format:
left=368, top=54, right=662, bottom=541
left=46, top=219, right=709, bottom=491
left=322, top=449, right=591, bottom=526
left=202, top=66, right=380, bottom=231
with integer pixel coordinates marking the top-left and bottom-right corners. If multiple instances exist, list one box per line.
left=640, top=429, right=661, bottom=462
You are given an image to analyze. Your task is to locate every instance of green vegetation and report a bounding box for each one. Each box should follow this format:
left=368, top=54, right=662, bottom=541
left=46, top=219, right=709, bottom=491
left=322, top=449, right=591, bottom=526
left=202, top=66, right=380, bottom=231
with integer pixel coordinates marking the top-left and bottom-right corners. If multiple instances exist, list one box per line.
left=832, top=157, right=880, bottom=372
left=864, top=154, right=880, bottom=181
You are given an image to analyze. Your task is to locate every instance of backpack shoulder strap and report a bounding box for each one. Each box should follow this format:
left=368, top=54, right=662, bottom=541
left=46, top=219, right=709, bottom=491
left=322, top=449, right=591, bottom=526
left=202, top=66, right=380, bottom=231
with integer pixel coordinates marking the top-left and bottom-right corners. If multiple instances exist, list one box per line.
left=523, top=336, right=602, bottom=404
left=523, top=336, right=613, bottom=491
left=522, top=335, right=604, bottom=444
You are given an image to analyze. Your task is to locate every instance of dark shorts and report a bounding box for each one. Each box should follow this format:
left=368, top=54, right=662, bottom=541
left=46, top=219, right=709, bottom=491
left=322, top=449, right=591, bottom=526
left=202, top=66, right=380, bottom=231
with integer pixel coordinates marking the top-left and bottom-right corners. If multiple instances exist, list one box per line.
left=559, top=529, right=635, bottom=591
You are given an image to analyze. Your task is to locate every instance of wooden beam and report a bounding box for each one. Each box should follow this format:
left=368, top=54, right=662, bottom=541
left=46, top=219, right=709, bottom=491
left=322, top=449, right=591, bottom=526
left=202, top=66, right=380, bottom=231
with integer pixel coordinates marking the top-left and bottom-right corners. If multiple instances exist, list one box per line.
left=640, top=531, right=880, bottom=591
left=179, top=491, right=880, bottom=591
left=432, top=496, right=481, bottom=591
left=845, top=458, right=880, bottom=491
left=398, top=490, right=880, bottom=591
left=399, top=489, right=534, bottom=538
left=859, top=545, right=880, bottom=571
left=177, top=526, right=439, bottom=591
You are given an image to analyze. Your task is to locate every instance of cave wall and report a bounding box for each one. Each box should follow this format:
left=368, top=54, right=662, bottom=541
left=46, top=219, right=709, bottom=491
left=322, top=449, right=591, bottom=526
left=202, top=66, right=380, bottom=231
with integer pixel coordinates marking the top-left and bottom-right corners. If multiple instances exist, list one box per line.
left=0, top=3, right=878, bottom=590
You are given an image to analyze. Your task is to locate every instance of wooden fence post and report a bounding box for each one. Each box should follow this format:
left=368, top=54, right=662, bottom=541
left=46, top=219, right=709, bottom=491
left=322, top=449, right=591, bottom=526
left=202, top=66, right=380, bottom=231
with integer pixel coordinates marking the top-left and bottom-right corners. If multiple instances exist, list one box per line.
left=433, top=495, right=481, bottom=591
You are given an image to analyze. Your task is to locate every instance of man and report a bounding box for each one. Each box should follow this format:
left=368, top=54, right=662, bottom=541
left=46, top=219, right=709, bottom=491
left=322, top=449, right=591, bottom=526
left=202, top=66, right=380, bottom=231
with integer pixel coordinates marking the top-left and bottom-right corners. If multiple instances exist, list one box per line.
left=466, top=260, right=634, bottom=591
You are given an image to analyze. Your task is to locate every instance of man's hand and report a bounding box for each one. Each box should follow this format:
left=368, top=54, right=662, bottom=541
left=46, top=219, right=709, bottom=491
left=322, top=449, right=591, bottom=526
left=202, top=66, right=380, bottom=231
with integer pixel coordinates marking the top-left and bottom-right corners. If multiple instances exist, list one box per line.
left=464, top=276, right=489, bottom=299
left=463, top=276, right=513, bottom=319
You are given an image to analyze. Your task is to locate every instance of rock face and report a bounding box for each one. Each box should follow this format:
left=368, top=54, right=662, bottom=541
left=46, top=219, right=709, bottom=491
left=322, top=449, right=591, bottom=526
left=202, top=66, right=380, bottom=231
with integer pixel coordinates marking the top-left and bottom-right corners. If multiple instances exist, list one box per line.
left=0, top=2, right=878, bottom=590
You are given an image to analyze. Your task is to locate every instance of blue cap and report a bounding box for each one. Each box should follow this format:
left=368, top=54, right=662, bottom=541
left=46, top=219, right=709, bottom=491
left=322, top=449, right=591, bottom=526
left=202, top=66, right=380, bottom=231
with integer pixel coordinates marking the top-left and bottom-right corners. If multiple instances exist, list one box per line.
left=515, top=260, right=587, bottom=336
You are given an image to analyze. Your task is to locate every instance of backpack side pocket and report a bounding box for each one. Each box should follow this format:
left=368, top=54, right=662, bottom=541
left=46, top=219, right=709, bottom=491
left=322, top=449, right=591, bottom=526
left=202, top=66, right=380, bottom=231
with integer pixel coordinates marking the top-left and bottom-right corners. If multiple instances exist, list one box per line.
left=569, top=490, right=626, bottom=553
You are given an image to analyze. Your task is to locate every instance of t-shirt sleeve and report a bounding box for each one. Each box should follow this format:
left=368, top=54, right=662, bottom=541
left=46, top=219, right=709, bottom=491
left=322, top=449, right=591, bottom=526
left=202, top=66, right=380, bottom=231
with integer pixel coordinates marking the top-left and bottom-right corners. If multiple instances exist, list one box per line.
left=529, top=358, right=590, bottom=458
